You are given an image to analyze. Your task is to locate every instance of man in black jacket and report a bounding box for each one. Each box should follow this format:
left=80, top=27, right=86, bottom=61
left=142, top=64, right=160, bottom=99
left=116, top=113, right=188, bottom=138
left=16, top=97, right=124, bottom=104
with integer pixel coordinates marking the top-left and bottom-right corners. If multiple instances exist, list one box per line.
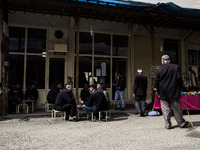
left=55, top=84, right=77, bottom=121
left=133, top=69, right=147, bottom=116
left=80, top=84, right=108, bottom=120
left=114, top=72, right=126, bottom=111
left=156, top=55, right=188, bottom=129
left=47, top=81, right=63, bottom=104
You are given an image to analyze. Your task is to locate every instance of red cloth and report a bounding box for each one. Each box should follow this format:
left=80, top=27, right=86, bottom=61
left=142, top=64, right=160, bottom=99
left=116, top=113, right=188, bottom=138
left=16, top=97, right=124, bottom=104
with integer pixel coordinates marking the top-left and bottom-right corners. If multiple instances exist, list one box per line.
left=153, top=95, right=200, bottom=110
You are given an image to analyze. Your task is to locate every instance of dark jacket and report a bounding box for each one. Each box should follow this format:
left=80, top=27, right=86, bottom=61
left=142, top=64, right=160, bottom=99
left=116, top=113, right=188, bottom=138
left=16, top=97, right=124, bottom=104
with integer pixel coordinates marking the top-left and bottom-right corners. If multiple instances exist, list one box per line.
left=47, top=87, right=60, bottom=104
left=80, top=88, right=90, bottom=102
left=8, top=87, right=24, bottom=103
left=25, top=88, right=38, bottom=100
left=117, top=77, right=126, bottom=91
left=55, top=89, right=76, bottom=107
left=133, top=74, right=147, bottom=97
left=156, top=63, right=183, bottom=100
left=85, top=90, right=108, bottom=111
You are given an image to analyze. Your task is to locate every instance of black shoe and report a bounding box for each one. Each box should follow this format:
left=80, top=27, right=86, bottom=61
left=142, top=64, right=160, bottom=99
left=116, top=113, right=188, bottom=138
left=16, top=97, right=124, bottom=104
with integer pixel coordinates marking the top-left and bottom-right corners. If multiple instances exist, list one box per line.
left=115, top=107, right=121, bottom=110
left=140, top=112, right=145, bottom=117
left=180, top=121, right=189, bottom=128
left=135, top=112, right=140, bottom=115
left=120, top=108, right=125, bottom=111
left=165, top=125, right=172, bottom=130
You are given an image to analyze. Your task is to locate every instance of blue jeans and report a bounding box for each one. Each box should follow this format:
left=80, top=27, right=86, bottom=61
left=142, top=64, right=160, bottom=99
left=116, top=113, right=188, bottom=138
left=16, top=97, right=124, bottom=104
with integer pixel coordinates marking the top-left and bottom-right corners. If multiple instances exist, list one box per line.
left=82, top=105, right=92, bottom=118
left=115, top=90, right=125, bottom=108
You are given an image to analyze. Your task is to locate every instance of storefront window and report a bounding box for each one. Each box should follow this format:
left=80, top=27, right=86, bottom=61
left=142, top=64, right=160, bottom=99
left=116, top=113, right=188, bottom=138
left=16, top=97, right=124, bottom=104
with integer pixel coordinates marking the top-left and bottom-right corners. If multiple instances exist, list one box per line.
left=27, top=28, right=46, bottom=53
left=94, top=33, right=111, bottom=55
left=49, top=58, right=65, bottom=88
left=26, top=55, right=45, bottom=89
left=8, top=55, right=24, bottom=88
left=94, top=57, right=110, bottom=88
left=79, top=32, right=92, bottom=54
left=113, top=35, right=128, bottom=56
left=9, top=27, right=25, bottom=53
left=74, top=56, right=92, bottom=88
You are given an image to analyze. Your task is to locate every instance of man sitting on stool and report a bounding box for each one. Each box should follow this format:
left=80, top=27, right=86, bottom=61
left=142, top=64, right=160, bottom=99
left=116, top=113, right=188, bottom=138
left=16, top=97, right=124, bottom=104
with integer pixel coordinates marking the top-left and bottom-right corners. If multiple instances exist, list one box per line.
left=55, top=84, right=77, bottom=121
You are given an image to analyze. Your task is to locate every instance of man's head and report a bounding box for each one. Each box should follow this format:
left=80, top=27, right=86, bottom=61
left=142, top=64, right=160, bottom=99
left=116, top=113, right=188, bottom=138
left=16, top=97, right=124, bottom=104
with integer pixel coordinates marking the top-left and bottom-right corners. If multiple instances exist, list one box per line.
left=89, top=84, right=96, bottom=92
left=161, top=55, right=170, bottom=65
left=65, top=84, right=72, bottom=91
left=137, top=69, right=142, bottom=75
left=97, top=83, right=102, bottom=91
left=117, top=72, right=123, bottom=77
left=56, top=81, right=63, bottom=89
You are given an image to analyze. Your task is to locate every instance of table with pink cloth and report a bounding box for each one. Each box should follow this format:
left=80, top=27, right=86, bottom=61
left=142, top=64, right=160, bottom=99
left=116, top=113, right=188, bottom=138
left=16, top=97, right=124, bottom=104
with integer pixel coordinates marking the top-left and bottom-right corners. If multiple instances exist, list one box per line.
left=153, top=95, right=200, bottom=110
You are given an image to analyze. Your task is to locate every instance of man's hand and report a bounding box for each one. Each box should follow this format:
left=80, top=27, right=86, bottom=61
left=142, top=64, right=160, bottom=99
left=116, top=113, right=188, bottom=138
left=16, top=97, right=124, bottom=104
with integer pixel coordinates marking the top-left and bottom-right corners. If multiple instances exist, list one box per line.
left=79, top=99, right=84, bottom=104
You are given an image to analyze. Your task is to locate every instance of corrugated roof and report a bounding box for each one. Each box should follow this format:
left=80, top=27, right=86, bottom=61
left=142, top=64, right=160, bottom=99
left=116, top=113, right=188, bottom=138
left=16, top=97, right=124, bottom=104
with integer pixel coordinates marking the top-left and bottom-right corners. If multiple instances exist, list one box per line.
left=1, top=0, right=200, bottom=31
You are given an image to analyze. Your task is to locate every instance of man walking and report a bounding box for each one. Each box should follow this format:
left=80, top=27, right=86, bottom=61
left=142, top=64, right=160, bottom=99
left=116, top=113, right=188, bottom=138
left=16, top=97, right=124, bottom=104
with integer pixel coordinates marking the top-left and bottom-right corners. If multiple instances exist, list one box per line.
left=133, top=69, right=147, bottom=117
left=156, top=55, right=188, bottom=129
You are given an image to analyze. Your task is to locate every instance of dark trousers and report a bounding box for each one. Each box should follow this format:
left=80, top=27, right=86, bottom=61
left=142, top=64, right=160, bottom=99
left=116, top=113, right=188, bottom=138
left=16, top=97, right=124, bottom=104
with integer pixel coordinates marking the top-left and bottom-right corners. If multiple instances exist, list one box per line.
left=134, top=96, right=146, bottom=114
left=161, top=98, right=185, bottom=127
left=55, top=103, right=76, bottom=117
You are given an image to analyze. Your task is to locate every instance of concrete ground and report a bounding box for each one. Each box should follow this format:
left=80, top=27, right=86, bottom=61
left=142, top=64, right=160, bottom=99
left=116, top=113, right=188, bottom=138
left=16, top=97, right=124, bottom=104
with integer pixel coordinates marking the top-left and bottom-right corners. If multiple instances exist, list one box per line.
left=0, top=108, right=200, bottom=150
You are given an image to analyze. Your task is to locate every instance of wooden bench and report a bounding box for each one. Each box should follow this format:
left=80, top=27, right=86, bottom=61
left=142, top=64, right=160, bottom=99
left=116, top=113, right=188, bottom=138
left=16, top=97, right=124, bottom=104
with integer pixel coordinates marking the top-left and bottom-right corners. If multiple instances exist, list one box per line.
left=91, top=109, right=111, bottom=122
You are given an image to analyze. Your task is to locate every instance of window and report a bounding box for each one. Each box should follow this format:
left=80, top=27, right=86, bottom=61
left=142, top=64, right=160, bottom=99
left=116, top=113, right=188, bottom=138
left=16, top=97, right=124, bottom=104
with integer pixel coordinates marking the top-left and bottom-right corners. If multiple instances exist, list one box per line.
left=27, top=28, right=46, bottom=53
left=26, top=55, right=45, bottom=89
left=113, top=35, right=128, bottom=56
left=75, top=32, right=128, bottom=89
left=74, top=56, right=92, bottom=88
left=8, top=26, right=47, bottom=89
left=49, top=58, right=65, bottom=88
left=9, top=27, right=25, bottom=53
left=94, top=33, right=111, bottom=55
left=8, top=55, right=24, bottom=88
left=94, top=57, right=110, bottom=88
left=79, top=32, right=92, bottom=54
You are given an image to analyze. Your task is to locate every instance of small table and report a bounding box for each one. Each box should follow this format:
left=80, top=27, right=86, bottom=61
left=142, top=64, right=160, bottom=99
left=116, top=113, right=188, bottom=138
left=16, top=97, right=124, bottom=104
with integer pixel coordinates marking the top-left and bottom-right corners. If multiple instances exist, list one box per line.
left=153, top=95, right=200, bottom=110
left=24, top=99, right=35, bottom=113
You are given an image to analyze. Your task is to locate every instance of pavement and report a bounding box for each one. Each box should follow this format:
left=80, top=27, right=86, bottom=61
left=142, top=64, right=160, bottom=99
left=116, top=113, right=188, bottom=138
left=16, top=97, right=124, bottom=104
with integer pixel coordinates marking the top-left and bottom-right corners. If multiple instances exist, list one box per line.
left=0, top=107, right=200, bottom=150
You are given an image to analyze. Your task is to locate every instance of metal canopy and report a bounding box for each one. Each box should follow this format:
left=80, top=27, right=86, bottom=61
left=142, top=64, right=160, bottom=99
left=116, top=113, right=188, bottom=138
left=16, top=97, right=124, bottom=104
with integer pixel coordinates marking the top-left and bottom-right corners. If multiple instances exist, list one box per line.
left=1, top=0, right=200, bottom=31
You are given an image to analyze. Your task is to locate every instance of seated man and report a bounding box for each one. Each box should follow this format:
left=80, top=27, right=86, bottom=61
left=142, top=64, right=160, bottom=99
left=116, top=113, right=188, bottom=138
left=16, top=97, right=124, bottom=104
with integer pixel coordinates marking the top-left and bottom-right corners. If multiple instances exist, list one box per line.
left=47, top=81, right=63, bottom=104
left=55, top=84, right=77, bottom=121
left=80, top=84, right=90, bottom=104
left=8, top=83, right=24, bottom=113
left=80, top=84, right=108, bottom=120
left=97, top=83, right=111, bottom=109
left=25, top=83, right=38, bottom=103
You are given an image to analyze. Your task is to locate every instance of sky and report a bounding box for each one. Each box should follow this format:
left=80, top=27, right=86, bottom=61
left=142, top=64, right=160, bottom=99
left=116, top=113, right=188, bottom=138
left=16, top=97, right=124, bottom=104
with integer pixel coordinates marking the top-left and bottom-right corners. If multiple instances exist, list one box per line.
left=130, top=0, right=200, bottom=9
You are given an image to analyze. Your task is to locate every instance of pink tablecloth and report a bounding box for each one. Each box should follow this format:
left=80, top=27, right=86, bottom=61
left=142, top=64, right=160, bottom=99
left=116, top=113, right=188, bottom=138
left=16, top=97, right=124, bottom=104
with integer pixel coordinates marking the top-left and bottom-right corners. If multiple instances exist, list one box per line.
left=153, top=95, right=200, bottom=110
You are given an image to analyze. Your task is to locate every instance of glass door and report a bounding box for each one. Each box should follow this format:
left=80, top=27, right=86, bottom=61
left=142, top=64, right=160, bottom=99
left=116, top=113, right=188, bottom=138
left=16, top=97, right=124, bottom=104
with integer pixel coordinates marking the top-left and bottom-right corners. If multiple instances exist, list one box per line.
left=49, top=58, right=65, bottom=89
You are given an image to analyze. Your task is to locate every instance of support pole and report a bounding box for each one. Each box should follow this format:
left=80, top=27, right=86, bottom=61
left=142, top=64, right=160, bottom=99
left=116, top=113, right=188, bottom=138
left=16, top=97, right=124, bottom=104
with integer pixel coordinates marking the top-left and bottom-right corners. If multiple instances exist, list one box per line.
left=75, top=14, right=80, bottom=104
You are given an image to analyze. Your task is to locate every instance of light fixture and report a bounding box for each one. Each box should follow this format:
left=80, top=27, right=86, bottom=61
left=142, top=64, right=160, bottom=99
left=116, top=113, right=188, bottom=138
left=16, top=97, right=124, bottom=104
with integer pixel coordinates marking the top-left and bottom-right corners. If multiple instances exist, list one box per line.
left=90, top=25, right=93, bottom=36
left=42, top=52, right=46, bottom=57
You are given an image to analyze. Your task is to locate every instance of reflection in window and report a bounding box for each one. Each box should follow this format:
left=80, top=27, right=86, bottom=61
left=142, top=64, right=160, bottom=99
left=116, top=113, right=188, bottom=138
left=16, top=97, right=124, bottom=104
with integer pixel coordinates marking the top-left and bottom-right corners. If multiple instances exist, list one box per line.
left=94, top=57, right=110, bottom=88
left=79, top=32, right=92, bottom=54
left=188, top=50, right=197, bottom=65
left=94, top=33, right=110, bottom=55
left=26, top=55, right=45, bottom=89
left=113, top=35, right=128, bottom=56
left=9, top=27, right=25, bottom=52
left=27, top=28, right=46, bottom=53
left=49, top=58, right=65, bottom=88
left=74, top=56, right=92, bottom=88
left=9, top=55, right=24, bottom=88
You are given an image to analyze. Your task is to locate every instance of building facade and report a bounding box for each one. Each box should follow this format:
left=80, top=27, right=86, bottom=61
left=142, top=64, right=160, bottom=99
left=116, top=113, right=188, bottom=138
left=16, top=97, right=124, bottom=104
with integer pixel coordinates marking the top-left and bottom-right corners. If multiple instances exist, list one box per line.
left=1, top=0, right=200, bottom=114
